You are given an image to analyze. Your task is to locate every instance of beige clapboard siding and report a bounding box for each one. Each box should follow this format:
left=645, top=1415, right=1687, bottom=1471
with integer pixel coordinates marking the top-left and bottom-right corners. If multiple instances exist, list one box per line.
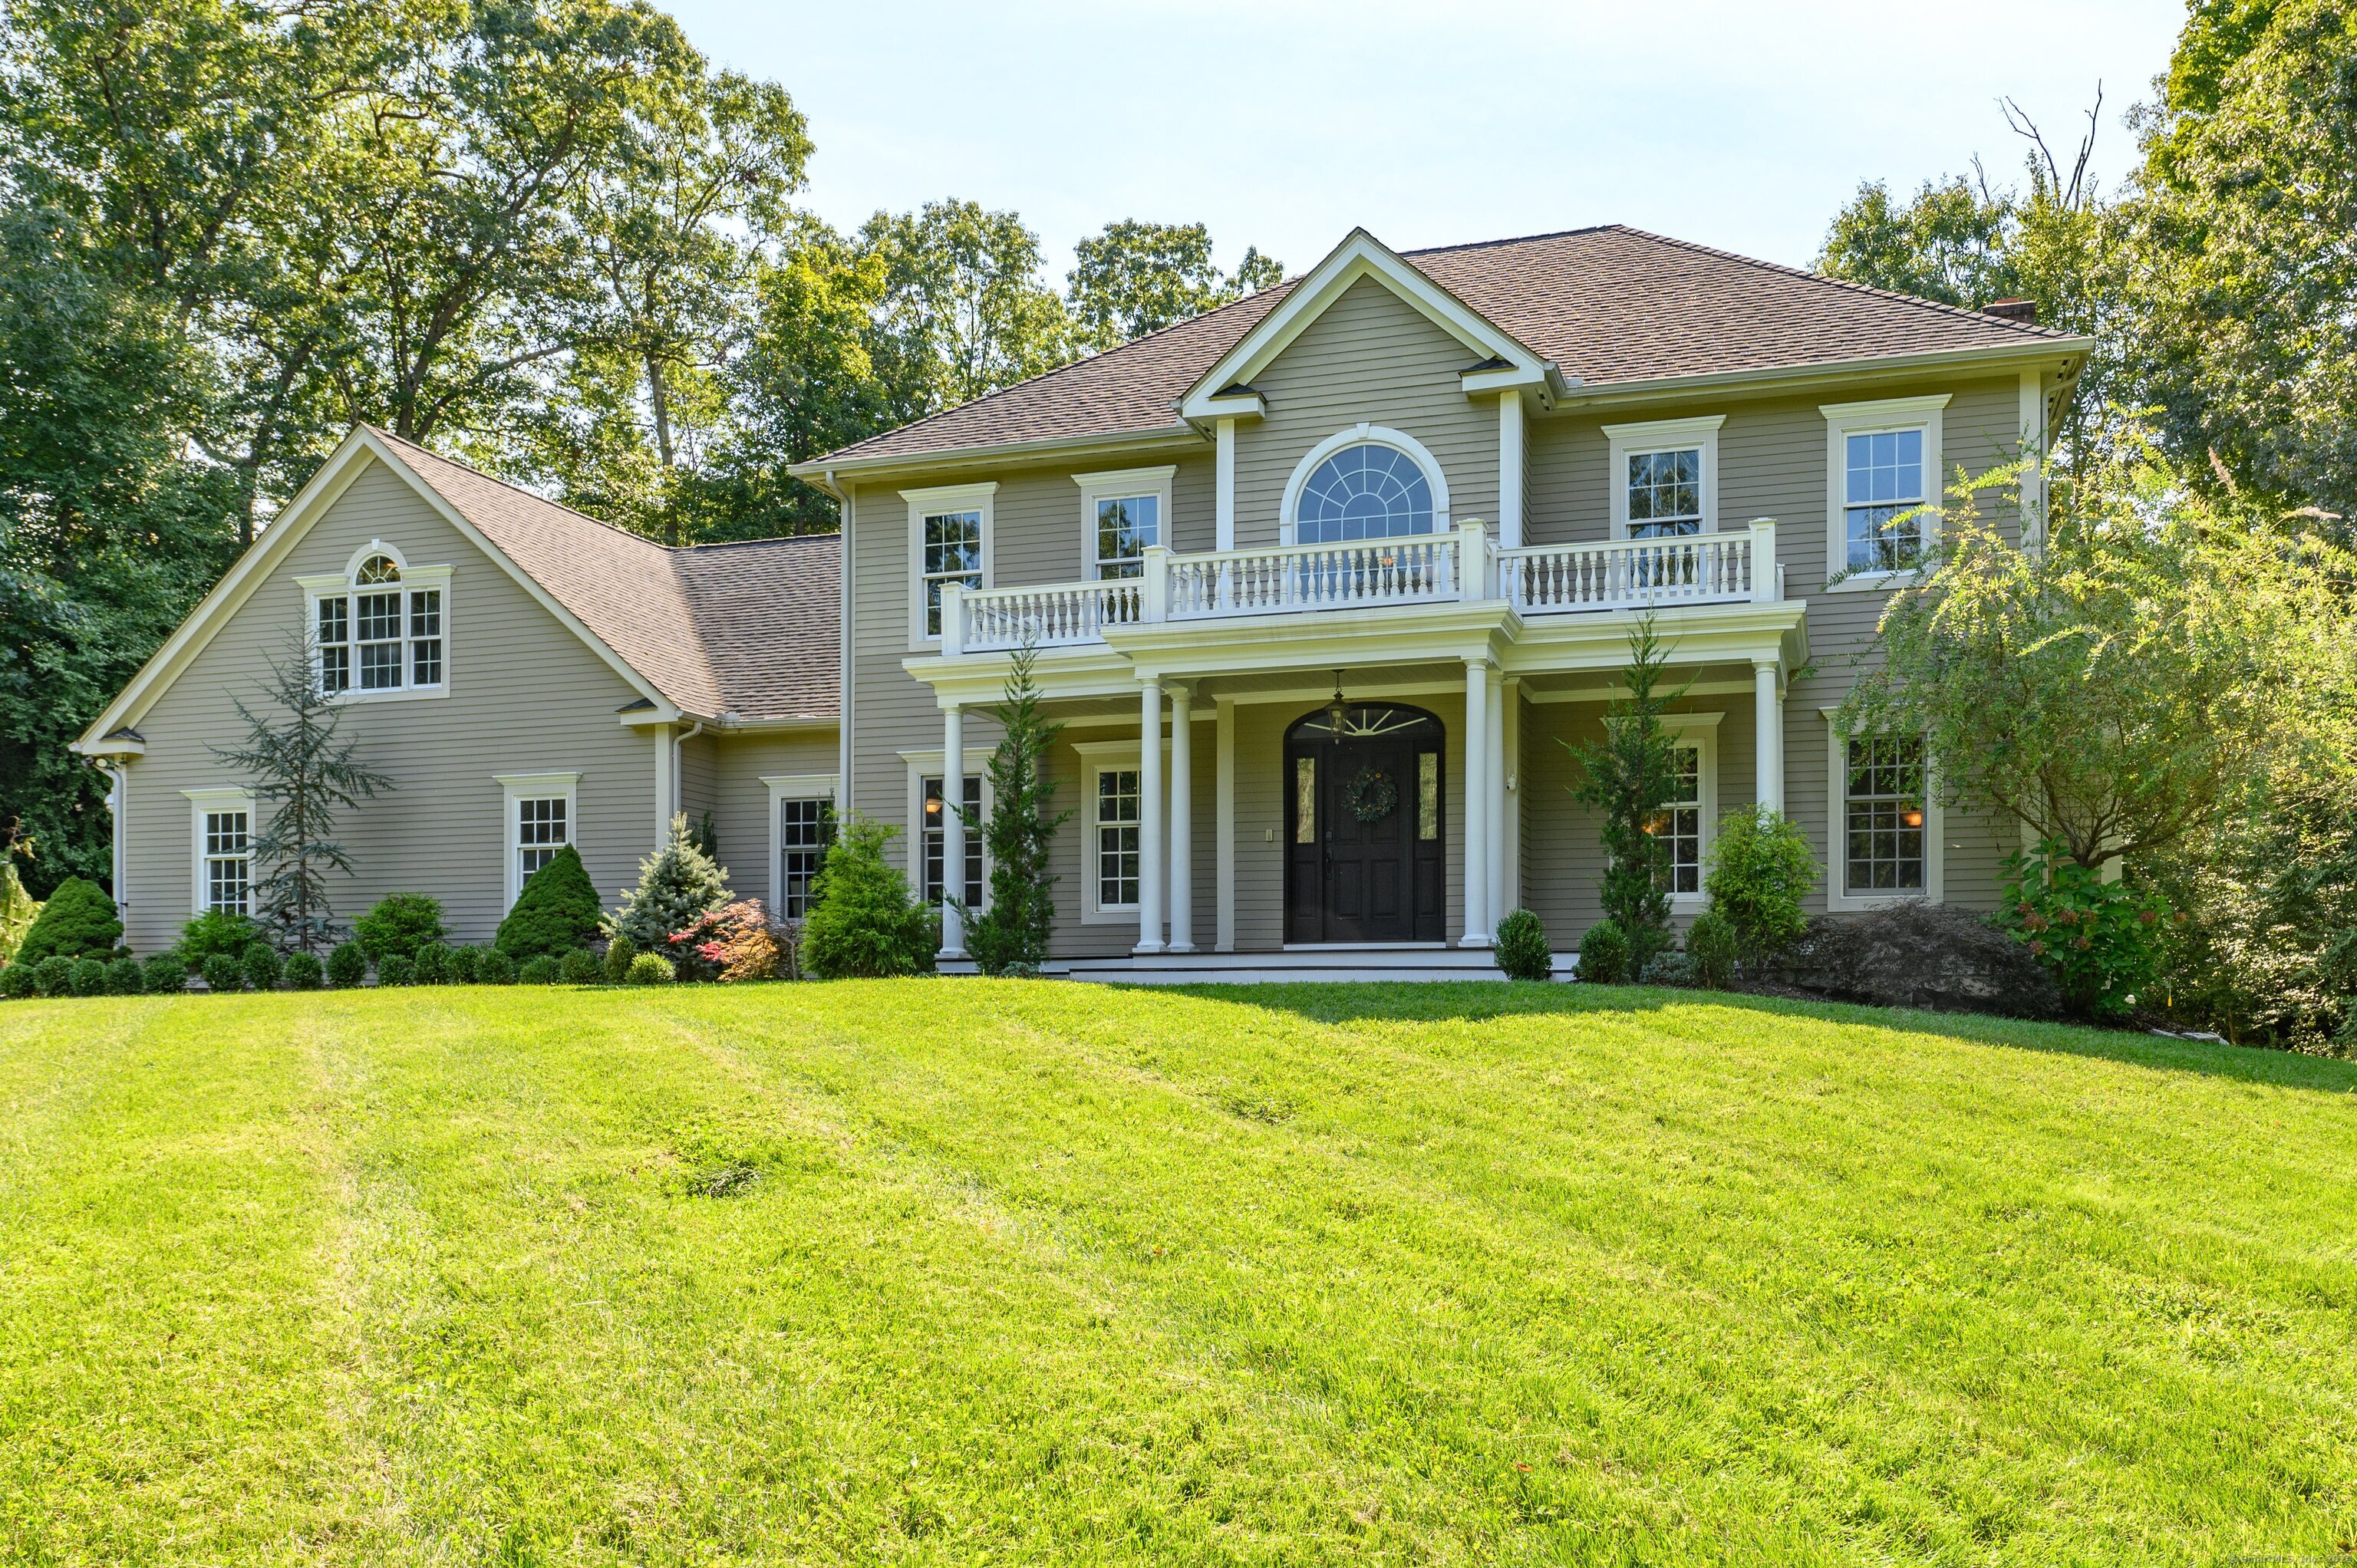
left=1234, top=275, right=1498, bottom=545
left=704, top=732, right=839, bottom=910
left=117, top=456, right=660, bottom=953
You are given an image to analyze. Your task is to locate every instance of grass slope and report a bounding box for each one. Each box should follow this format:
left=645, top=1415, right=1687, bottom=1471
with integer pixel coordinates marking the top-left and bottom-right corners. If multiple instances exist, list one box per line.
left=1, top=982, right=2352, bottom=1564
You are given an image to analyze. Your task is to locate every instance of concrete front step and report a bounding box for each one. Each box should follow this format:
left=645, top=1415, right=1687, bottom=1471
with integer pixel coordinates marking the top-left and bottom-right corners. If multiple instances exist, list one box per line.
left=942, top=947, right=1578, bottom=985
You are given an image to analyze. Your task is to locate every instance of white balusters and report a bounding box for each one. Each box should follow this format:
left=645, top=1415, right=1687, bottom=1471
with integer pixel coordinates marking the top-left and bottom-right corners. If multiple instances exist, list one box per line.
left=1499, top=525, right=1775, bottom=614
left=1165, top=531, right=1461, bottom=619
left=956, top=578, right=1142, bottom=651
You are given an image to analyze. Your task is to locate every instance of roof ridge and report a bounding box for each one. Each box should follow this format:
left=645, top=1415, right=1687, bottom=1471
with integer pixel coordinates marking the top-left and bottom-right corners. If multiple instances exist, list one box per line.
left=1399, top=222, right=1620, bottom=257
left=363, top=424, right=701, bottom=555
left=822, top=280, right=1300, bottom=461
left=1600, top=226, right=2073, bottom=341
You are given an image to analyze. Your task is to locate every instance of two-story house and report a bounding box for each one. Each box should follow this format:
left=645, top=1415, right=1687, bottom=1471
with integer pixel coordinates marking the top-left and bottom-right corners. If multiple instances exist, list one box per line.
left=788, top=226, right=2086, bottom=978
left=75, top=223, right=2087, bottom=979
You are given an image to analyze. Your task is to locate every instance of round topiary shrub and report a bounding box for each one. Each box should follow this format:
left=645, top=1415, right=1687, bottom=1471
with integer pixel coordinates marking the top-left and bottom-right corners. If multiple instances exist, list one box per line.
left=201, top=952, right=242, bottom=993
left=325, top=942, right=367, bottom=988
left=517, top=954, right=559, bottom=985
left=1686, top=908, right=1740, bottom=990
left=1494, top=909, right=1553, bottom=982
left=446, top=944, right=483, bottom=984
left=602, top=934, right=637, bottom=984
left=476, top=950, right=516, bottom=985
left=1575, top=920, right=1630, bottom=984
left=35, top=955, right=72, bottom=996
left=15, top=877, right=122, bottom=966
left=354, top=893, right=445, bottom=963
left=625, top=951, right=674, bottom=985
left=411, top=942, right=450, bottom=985
left=69, top=957, right=108, bottom=996
left=558, top=948, right=602, bottom=985
left=240, top=942, right=284, bottom=992
left=142, top=954, right=187, bottom=994
left=375, top=953, right=414, bottom=987
left=173, top=910, right=259, bottom=974
left=283, top=951, right=324, bottom=990
left=2, top=962, right=38, bottom=999
left=105, top=955, right=143, bottom=994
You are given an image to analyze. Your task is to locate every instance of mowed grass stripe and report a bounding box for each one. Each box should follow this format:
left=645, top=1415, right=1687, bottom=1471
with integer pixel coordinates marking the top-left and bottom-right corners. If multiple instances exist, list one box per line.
left=0, top=983, right=2352, bottom=1564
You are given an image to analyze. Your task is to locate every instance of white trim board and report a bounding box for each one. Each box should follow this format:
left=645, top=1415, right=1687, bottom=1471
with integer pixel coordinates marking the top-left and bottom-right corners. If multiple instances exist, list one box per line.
left=1603, top=414, right=1725, bottom=539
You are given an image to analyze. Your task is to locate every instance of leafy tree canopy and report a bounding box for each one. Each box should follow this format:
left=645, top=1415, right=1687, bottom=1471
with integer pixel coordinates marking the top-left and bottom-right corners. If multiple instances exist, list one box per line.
left=1066, top=219, right=1282, bottom=351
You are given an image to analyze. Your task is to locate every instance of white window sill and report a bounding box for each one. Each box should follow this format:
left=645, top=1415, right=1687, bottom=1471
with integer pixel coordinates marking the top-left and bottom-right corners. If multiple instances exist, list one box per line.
left=1826, top=888, right=1933, bottom=914
left=1824, top=569, right=1927, bottom=595
left=1083, top=904, right=1141, bottom=926
left=331, top=684, right=447, bottom=705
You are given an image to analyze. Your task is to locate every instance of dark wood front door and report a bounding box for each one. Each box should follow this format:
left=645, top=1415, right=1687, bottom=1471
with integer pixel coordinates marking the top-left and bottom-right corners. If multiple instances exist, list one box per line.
left=1285, top=704, right=1446, bottom=944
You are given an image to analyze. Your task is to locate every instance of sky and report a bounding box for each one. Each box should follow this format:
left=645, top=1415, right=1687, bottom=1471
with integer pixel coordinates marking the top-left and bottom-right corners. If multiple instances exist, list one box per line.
left=663, top=0, right=2186, bottom=282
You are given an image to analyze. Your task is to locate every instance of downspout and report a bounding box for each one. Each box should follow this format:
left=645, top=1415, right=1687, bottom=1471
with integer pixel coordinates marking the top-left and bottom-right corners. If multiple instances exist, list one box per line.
left=833, top=472, right=854, bottom=818
left=674, top=720, right=704, bottom=835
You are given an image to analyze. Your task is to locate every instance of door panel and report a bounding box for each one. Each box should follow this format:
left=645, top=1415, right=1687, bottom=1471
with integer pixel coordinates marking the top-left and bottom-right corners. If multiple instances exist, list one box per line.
left=1284, top=707, right=1446, bottom=945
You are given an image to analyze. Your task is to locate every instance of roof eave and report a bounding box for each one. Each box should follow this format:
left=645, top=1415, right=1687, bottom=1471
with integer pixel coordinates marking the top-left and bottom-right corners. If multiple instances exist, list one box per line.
left=1547, top=336, right=2095, bottom=414
left=789, top=422, right=1204, bottom=486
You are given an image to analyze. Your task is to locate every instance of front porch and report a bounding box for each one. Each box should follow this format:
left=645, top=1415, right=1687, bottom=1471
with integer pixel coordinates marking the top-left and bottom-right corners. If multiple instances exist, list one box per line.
left=911, top=531, right=1808, bottom=970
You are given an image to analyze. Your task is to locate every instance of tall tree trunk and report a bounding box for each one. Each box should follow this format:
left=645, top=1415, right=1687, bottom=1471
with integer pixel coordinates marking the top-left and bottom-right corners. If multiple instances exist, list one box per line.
left=646, top=351, right=678, bottom=545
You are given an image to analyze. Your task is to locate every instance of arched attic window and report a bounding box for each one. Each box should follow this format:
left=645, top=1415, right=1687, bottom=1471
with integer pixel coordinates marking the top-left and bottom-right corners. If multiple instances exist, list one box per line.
left=1283, top=427, right=1451, bottom=545
left=315, top=548, right=443, bottom=696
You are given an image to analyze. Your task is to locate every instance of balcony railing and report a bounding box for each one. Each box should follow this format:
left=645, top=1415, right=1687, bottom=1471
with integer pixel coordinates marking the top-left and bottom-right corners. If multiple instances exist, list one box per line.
left=942, top=519, right=1778, bottom=654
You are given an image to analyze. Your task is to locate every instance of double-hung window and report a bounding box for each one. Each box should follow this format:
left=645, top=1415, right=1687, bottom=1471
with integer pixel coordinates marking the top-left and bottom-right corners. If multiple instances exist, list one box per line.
left=1094, top=767, right=1142, bottom=911
left=780, top=796, right=833, bottom=918
left=1821, top=395, right=1948, bottom=588
left=921, top=775, right=984, bottom=909
left=1075, top=466, right=1176, bottom=582
left=184, top=788, right=255, bottom=916
left=1844, top=736, right=1927, bottom=894
left=1651, top=743, right=1704, bottom=895
left=308, top=548, right=448, bottom=698
left=1605, top=416, right=1723, bottom=539
left=495, top=772, right=579, bottom=908
left=903, top=483, right=996, bottom=644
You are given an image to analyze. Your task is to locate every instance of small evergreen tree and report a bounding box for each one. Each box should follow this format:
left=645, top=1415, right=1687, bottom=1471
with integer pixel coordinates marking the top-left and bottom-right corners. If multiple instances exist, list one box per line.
left=967, top=643, right=1071, bottom=975
left=496, top=845, right=604, bottom=958
left=602, top=932, right=637, bottom=983
left=210, top=634, right=394, bottom=951
left=15, top=876, right=120, bottom=964
left=608, top=814, right=730, bottom=954
left=1703, top=807, right=1818, bottom=966
left=1567, top=618, right=1686, bottom=973
left=0, top=862, right=40, bottom=966
left=802, top=814, right=934, bottom=979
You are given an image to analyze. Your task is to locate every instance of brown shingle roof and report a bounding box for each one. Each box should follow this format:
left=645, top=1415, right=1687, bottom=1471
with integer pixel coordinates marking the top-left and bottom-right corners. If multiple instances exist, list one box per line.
left=371, top=429, right=837, bottom=723
left=809, top=225, right=2075, bottom=467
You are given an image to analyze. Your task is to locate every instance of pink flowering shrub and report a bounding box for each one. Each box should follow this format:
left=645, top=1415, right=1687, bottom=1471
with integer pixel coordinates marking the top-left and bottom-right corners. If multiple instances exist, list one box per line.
left=668, top=899, right=779, bottom=983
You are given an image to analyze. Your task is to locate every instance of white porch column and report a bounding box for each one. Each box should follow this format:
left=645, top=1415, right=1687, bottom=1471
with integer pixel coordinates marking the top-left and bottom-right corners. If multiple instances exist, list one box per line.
left=1215, top=418, right=1237, bottom=552
left=1502, top=680, right=1521, bottom=914
left=1136, top=679, right=1165, bottom=954
left=1461, top=658, right=1494, bottom=947
left=1498, top=390, right=1525, bottom=550
left=1215, top=698, right=1236, bottom=953
left=652, top=724, right=676, bottom=845
left=107, top=762, right=127, bottom=920
left=939, top=702, right=967, bottom=960
left=1485, top=667, right=1506, bottom=925
left=1755, top=661, right=1784, bottom=815
left=1167, top=684, right=1196, bottom=952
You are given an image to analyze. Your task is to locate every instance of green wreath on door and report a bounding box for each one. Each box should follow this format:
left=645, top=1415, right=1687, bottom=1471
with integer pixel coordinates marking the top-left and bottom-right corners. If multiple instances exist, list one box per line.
left=1343, top=765, right=1397, bottom=823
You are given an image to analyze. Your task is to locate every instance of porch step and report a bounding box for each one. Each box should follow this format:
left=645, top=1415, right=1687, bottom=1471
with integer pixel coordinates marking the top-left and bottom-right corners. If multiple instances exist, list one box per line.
left=935, top=947, right=1581, bottom=983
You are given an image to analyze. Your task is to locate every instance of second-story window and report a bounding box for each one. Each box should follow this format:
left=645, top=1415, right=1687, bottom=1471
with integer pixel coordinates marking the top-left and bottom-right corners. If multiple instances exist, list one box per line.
left=1604, top=415, right=1722, bottom=541
left=902, top=482, right=996, bottom=644
left=1093, top=496, right=1158, bottom=578
left=1627, top=449, right=1703, bottom=538
left=1843, top=429, right=1927, bottom=572
left=921, top=510, right=981, bottom=637
left=313, top=549, right=446, bottom=697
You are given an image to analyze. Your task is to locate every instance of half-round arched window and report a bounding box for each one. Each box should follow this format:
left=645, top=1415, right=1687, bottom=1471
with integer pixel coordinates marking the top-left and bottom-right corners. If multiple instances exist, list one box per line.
left=314, top=544, right=444, bottom=697
left=1294, top=442, right=1436, bottom=544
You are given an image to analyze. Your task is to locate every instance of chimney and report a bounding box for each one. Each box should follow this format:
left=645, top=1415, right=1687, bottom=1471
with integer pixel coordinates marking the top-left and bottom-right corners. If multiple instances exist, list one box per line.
left=1982, top=298, right=2038, bottom=324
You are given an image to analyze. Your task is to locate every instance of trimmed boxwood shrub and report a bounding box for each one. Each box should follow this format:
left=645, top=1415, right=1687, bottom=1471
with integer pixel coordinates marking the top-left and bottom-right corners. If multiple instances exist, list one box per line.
left=354, top=893, right=445, bottom=961
left=325, top=942, right=367, bottom=988
left=15, top=878, right=122, bottom=965
left=174, top=909, right=259, bottom=972
left=602, top=934, right=636, bottom=984
left=446, top=944, right=483, bottom=983
left=1495, top=910, right=1553, bottom=982
left=105, top=955, right=143, bottom=994
left=2, top=962, right=38, bottom=999
left=412, top=942, right=450, bottom=985
left=476, top=950, right=516, bottom=985
left=376, top=953, right=415, bottom=987
left=1686, top=908, right=1739, bottom=990
left=68, top=957, right=107, bottom=996
left=517, top=954, right=559, bottom=985
left=142, top=954, right=187, bottom=993
left=284, top=951, right=324, bottom=990
left=1575, top=920, right=1630, bottom=984
left=558, top=948, right=602, bottom=985
left=240, top=943, right=284, bottom=991
left=625, top=951, right=675, bottom=985
left=200, top=953, right=242, bottom=993
left=496, top=845, right=604, bottom=960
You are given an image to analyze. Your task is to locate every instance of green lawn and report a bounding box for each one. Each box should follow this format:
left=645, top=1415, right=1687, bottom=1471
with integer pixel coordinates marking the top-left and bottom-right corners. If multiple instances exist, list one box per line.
left=2, top=983, right=2352, bottom=1565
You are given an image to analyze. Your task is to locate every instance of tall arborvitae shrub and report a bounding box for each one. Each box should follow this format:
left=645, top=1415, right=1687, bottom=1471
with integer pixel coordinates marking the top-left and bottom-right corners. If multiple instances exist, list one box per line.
left=802, top=815, right=934, bottom=979
left=608, top=814, right=730, bottom=955
left=0, top=863, right=40, bottom=966
left=967, top=643, right=1071, bottom=975
left=209, top=634, right=393, bottom=950
left=496, top=844, right=603, bottom=958
left=14, top=876, right=120, bottom=964
left=1567, top=618, right=1684, bottom=974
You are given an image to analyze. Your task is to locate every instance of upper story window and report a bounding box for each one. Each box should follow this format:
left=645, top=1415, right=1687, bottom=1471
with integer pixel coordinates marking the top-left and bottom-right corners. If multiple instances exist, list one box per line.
left=1296, top=443, right=1434, bottom=543
left=902, top=482, right=996, bottom=646
left=1604, top=415, right=1722, bottom=539
left=1075, top=466, right=1175, bottom=579
left=1821, top=394, right=1948, bottom=590
left=304, top=544, right=448, bottom=700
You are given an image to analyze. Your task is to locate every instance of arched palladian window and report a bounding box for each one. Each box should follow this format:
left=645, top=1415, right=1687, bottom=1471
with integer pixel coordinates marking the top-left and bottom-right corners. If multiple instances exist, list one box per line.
left=1296, top=443, right=1434, bottom=543
left=315, top=548, right=443, bottom=696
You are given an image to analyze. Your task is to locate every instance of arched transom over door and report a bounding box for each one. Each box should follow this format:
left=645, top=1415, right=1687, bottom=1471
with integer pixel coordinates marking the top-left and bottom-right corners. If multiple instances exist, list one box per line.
left=1284, top=703, right=1446, bottom=944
